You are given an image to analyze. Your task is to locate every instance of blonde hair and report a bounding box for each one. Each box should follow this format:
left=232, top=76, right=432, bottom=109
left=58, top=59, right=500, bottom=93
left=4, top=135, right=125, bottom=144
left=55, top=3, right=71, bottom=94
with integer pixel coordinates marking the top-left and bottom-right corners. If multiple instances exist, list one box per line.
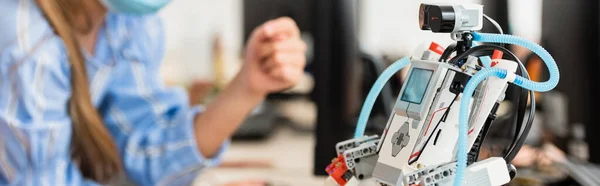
left=36, top=0, right=121, bottom=183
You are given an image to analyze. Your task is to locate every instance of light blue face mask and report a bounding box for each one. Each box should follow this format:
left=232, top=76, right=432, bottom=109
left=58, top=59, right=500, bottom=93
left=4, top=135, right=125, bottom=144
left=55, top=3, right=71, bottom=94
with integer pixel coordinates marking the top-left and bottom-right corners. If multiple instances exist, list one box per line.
left=100, top=0, right=172, bottom=14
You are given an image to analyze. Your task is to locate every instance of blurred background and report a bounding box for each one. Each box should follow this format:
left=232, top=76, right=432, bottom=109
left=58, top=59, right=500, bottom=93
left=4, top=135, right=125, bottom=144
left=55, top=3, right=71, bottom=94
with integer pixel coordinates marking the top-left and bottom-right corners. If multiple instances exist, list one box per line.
left=155, top=0, right=600, bottom=185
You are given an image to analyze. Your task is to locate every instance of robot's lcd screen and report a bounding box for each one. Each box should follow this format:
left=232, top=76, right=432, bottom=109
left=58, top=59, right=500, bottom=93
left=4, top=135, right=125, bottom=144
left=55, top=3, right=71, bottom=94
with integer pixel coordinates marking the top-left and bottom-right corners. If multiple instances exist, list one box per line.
left=401, top=68, right=434, bottom=104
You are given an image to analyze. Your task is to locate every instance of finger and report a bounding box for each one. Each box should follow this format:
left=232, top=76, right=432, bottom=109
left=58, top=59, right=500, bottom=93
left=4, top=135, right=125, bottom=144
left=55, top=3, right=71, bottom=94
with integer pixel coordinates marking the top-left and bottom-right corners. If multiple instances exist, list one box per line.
left=273, top=38, right=307, bottom=53
left=272, top=66, right=303, bottom=86
left=255, top=17, right=300, bottom=42
left=267, top=58, right=304, bottom=83
left=257, top=38, right=307, bottom=60
left=267, top=17, right=300, bottom=38
left=283, top=66, right=303, bottom=83
left=262, top=53, right=306, bottom=72
left=268, top=65, right=296, bottom=83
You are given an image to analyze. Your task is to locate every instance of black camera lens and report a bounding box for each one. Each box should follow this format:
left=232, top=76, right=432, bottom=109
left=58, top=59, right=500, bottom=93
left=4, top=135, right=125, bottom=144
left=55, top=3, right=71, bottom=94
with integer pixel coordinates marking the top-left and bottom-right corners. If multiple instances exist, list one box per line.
left=419, top=4, right=457, bottom=33
left=419, top=4, right=431, bottom=30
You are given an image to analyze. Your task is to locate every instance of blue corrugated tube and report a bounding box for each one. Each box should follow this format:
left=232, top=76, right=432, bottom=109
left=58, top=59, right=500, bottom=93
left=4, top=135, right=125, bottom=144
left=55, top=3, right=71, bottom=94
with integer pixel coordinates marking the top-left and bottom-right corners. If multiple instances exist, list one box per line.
left=454, top=68, right=507, bottom=186
left=472, top=33, right=560, bottom=91
left=354, top=57, right=411, bottom=138
left=454, top=33, right=560, bottom=186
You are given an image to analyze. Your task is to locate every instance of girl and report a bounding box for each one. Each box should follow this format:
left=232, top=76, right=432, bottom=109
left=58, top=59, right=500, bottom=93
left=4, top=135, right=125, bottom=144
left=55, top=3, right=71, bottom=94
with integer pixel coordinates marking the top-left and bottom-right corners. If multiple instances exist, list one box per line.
left=0, top=0, right=306, bottom=185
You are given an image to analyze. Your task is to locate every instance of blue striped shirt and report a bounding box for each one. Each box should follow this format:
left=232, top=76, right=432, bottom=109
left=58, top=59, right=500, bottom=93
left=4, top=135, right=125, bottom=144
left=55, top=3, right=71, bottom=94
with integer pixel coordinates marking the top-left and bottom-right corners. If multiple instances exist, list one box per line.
left=0, top=0, right=228, bottom=185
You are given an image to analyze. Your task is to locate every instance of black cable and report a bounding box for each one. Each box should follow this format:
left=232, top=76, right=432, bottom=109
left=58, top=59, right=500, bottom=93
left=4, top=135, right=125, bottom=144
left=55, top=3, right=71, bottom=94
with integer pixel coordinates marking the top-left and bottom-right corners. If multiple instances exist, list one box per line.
left=506, top=96, right=536, bottom=162
left=502, top=54, right=529, bottom=162
left=439, top=43, right=457, bottom=62
left=448, top=44, right=535, bottom=162
left=451, top=45, right=532, bottom=161
left=468, top=45, right=534, bottom=162
left=511, top=69, right=529, bottom=160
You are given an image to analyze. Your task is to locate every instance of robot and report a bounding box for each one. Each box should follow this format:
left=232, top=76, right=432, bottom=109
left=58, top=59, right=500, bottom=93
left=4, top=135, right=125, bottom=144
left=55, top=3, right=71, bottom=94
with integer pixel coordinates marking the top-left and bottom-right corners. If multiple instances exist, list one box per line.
left=325, top=3, right=560, bottom=186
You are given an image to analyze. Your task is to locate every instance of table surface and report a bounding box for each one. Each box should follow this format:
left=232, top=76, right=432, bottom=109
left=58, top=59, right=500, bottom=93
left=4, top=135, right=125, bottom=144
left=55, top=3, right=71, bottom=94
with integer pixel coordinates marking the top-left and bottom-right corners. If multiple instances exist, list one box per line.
left=193, top=127, right=328, bottom=186
left=189, top=125, right=600, bottom=186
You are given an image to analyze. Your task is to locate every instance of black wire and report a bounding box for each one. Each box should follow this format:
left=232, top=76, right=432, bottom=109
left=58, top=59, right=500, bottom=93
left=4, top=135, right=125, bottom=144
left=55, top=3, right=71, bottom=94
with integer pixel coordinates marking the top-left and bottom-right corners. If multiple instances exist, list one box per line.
left=495, top=49, right=531, bottom=162
left=448, top=44, right=535, bottom=162
left=499, top=57, right=526, bottom=164
left=512, top=69, right=529, bottom=159
left=439, top=43, right=457, bottom=62
left=472, top=46, right=534, bottom=162
left=451, top=45, right=532, bottom=161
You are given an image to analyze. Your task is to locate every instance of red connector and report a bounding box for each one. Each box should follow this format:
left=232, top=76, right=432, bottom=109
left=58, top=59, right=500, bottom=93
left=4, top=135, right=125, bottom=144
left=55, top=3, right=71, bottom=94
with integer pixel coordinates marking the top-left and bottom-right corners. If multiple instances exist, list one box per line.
left=492, top=50, right=504, bottom=60
left=326, top=154, right=353, bottom=185
left=429, top=42, right=445, bottom=55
